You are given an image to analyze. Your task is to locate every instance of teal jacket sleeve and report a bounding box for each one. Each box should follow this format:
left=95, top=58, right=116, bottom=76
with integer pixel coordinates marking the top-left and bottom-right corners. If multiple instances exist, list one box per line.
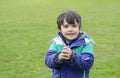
left=70, top=43, right=94, bottom=70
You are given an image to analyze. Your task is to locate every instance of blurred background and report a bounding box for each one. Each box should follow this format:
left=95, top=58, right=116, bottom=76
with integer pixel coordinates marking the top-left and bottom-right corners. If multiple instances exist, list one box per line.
left=0, top=0, right=120, bottom=78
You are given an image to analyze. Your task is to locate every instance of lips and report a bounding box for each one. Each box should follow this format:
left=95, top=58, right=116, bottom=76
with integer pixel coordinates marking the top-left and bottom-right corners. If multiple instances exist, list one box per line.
left=67, top=33, right=74, bottom=36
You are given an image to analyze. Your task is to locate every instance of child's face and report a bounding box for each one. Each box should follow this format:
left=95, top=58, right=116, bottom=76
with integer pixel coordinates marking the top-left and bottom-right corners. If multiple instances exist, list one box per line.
left=60, top=19, right=79, bottom=42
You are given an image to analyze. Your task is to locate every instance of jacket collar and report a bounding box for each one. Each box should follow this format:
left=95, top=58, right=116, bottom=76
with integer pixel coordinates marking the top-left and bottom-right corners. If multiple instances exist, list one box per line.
left=57, top=32, right=87, bottom=48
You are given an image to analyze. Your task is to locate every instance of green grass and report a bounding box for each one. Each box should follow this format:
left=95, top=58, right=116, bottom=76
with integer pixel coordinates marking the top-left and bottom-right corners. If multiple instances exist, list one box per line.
left=0, top=0, right=120, bottom=78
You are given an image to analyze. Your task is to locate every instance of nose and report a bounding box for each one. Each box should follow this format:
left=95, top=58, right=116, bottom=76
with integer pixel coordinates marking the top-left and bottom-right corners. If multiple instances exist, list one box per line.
left=68, top=26, right=73, bottom=31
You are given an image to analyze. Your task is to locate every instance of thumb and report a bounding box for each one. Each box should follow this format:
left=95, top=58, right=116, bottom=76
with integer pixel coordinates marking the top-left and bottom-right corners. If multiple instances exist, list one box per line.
left=63, top=44, right=68, bottom=50
left=64, top=44, right=71, bottom=50
left=64, top=44, right=68, bottom=47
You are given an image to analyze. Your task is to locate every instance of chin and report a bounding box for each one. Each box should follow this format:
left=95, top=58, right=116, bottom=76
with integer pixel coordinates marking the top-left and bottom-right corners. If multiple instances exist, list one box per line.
left=67, top=38, right=75, bottom=41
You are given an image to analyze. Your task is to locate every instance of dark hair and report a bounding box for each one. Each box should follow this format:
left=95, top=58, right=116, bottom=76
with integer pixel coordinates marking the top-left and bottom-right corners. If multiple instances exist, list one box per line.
left=57, top=10, right=82, bottom=30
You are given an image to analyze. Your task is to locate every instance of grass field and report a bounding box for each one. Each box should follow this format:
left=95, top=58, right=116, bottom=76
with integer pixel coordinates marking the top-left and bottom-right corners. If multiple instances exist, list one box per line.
left=0, top=0, right=120, bottom=78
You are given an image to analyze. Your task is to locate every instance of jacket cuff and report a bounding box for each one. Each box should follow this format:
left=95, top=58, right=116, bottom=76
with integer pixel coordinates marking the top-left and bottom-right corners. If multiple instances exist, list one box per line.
left=53, top=52, right=63, bottom=64
left=68, top=51, right=76, bottom=64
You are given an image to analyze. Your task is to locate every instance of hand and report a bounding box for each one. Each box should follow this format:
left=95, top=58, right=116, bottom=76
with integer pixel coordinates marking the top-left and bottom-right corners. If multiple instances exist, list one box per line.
left=59, top=44, right=72, bottom=60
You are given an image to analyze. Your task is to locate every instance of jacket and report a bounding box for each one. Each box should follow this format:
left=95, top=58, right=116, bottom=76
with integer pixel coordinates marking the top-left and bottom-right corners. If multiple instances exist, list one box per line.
left=45, top=32, right=95, bottom=78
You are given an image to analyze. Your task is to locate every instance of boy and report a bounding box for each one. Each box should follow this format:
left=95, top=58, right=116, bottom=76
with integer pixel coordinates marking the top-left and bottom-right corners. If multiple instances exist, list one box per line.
left=45, top=10, right=95, bottom=78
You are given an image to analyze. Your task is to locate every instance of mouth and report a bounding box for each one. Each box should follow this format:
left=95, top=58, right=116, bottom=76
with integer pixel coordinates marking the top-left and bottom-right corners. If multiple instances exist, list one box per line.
left=67, top=33, right=74, bottom=36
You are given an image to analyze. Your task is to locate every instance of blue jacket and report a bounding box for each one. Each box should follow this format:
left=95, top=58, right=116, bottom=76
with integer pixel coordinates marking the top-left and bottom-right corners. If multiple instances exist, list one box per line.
left=45, top=32, right=95, bottom=78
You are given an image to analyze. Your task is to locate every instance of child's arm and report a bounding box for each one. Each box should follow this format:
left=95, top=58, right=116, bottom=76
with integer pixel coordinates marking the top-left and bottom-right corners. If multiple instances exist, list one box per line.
left=45, top=42, right=63, bottom=69
left=45, top=50, right=63, bottom=69
left=72, top=53, right=94, bottom=70
left=69, top=43, right=94, bottom=70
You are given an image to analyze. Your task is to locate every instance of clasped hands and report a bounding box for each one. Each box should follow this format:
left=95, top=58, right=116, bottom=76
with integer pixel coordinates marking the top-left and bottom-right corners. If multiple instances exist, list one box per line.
left=59, top=44, right=72, bottom=60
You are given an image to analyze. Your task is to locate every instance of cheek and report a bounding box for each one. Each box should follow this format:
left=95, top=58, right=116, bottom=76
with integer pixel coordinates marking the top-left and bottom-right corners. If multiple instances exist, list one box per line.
left=61, top=31, right=66, bottom=35
left=74, top=28, right=79, bottom=32
left=75, top=29, right=80, bottom=35
left=60, top=28, right=67, bottom=33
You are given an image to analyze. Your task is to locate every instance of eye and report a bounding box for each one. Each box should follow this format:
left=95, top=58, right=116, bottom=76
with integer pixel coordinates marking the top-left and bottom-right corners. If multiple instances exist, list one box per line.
left=72, top=25, right=77, bottom=27
left=64, top=25, right=69, bottom=28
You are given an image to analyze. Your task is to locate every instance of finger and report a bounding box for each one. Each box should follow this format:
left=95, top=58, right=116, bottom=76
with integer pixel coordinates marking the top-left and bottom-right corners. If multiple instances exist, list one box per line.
left=60, top=52, right=71, bottom=60
left=61, top=53, right=68, bottom=57
left=63, top=48, right=71, bottom=52
left=62, top=49, right=71, bottom=55
left=62, top=50, right=68, bottom=54
left=67, top=48, right=71, bottom=51
left=63, top=44, right=68, bottom=50
left=64, top=44, right=67, bottom=47
left=62, top=53, right=71, bottom=59
left=59, top=53, right=68, bottom=60
left=63, top=54, right=68, bottom=57
left=62, top=55, right=71, bottom=60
